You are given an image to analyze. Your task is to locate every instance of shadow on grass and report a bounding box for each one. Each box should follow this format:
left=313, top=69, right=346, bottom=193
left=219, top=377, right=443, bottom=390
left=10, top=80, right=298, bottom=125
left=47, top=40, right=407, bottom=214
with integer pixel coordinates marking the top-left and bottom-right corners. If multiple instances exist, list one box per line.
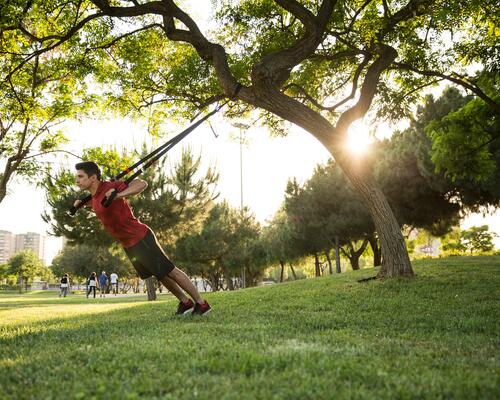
left=3, top=264, right=497, bottom=349
left=0, top=294, right=152, bottom=310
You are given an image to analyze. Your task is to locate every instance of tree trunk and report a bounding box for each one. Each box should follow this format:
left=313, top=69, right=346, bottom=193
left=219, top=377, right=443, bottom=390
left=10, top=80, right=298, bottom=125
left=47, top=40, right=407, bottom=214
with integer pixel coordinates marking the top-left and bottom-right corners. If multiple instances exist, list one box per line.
left=342, top=239, right=369, bottom=271
left=314, top=253, right=321, bottom=277
left=337, top=161, right=413, bottom=278
left=279, top=260, right=285, bottom=282
left=224, top=271, right=234, bottom=291
left=209, top=272, right=218, bottom=291
left=368, top=234, right=382, bottom=267
left=145, top=277, right=157, bottom=301
left=325, top=250, right=333, bottom=274
left=289, top=263, right=297, bottom=280
left=333, top=235, right=341, bottom=273
left=244, top=41, right=412, bottom=278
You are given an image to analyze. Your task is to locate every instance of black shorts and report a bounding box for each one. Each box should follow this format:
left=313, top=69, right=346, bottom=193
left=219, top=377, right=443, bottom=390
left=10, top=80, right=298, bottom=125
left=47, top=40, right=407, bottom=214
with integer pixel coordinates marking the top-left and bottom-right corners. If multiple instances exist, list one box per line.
left=124, top=230, right=175, bottom=280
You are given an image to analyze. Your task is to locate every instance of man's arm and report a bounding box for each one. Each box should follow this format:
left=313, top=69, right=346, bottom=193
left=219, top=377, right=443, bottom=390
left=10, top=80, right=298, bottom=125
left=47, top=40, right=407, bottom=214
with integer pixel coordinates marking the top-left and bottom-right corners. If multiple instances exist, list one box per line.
left=106, top=179, right=148, bottom=201
left=73, top=199, right=92, bottom=208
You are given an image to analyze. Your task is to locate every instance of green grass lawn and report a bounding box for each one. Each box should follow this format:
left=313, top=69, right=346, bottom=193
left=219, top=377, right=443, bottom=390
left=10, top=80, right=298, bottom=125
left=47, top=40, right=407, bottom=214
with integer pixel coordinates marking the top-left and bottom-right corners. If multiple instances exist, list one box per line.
left=1, top=256, right=499, bottom=399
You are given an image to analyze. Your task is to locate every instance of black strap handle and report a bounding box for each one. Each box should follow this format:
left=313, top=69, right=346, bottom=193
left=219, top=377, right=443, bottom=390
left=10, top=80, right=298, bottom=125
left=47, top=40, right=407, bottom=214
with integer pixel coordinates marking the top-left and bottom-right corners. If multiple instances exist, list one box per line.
left=68, top=194, right=92, bottom=217
left=101, top=188, right=118, bottom=208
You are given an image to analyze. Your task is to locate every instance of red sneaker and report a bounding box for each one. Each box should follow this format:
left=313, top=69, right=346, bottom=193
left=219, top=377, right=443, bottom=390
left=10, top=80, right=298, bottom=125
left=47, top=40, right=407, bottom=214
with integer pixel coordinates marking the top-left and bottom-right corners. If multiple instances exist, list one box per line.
left=192, top=301, right=211, bottom=316
left=176, top=299, right=194, bottom=315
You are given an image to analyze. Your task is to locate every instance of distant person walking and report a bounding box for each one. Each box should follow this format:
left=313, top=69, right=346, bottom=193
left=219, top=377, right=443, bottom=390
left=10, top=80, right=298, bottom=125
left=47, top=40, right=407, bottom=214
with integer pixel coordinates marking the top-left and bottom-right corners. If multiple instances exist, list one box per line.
left=110, top=272, right=119, bottom=295
left=99, top=271, right=108, bottom=297
left=59, top=274, right=69, bottom=297
left=87, top=272, right=97, bottom=298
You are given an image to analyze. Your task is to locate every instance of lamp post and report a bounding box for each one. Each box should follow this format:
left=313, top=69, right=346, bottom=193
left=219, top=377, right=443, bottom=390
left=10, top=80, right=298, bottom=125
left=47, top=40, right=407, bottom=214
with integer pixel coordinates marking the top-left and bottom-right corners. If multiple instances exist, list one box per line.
left=232, top=122, right=250, bottom=288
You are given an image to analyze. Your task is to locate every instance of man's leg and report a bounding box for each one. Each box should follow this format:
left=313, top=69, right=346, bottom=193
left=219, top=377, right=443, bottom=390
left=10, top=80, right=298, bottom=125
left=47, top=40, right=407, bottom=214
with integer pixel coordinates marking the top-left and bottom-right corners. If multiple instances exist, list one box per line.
left=159, top=275, right=190, bottom=303
left=167, top=267, right=204, bottom=304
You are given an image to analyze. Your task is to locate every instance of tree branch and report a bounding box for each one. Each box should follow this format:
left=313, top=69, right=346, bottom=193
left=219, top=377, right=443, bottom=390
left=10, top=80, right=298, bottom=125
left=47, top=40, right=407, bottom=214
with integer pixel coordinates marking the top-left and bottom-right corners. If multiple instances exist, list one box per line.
left=282, top=83, right=329, bottom=110
left=87, top=23, right=163, bottom=50
left=325, top=55, right=371, bottom=112
left=394, top=63, right=500, bottom=115
left=4, top=11, right=105, bottom=82
left=252, top=0, right=337, bottom=86
left=273, top=0, right=316, bottom=31
left=336, top=44, right=398, bottom=132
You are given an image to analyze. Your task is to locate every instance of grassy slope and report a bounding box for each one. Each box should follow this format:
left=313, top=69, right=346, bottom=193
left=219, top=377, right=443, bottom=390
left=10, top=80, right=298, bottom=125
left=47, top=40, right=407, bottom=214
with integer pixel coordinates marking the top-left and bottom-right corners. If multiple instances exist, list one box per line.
left=0, top=256, right=499, bottom=400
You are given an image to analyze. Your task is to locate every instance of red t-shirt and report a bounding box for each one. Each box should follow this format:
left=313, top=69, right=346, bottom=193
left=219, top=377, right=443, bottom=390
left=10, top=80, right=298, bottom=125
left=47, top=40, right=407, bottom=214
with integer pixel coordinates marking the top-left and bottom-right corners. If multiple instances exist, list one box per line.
left=91, top=181, right=149, bottom=248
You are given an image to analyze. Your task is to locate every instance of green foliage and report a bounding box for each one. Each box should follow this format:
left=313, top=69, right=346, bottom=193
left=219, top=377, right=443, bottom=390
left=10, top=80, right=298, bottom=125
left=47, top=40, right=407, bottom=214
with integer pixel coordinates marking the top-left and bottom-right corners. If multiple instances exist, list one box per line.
left=51, top=244, right=132, bottom=280
left=0, top=263, right=13, bottom=281
left=440, top=228, right=467, bottom=256
left=260, top=208, right=301, bottom=267
left=3, top=0, right=499, bottom=279
left=426, top=89, right=500, bottom=182
left=460, top=225, right=496, bottom=255
left=175, top=202, right=264, bottom=288
left=0, top=256, right=499, bottom=398
left=442, top=225, right=496, bottom=255
left=0, top=5, right=98, bottom=201
left=282, top=161, right=377, bottom=270
left=374, top=132, right=461, bottom=235
left=5, top=250, right=45, bottom=284
left=410, top=86, right=500, bottom=212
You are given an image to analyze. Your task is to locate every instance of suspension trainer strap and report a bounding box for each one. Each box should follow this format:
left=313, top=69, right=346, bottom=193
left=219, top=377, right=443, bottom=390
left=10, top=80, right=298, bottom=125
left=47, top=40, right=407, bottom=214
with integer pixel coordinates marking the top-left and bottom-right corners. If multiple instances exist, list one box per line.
left=68, top=100, right=228, bottom=215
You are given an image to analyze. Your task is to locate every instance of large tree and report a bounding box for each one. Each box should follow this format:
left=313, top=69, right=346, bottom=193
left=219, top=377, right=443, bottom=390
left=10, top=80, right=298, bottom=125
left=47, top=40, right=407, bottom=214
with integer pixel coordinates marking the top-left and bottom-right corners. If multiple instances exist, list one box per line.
left=5, top=250, right=46, bottom=290
left=3, top=0, right=498, bottom=277
left=0, top=8, right=94, bottom=204
left=174, top=202, right=264, bottom=289
left=284, top=168, right=374, bottom=271
left=51, top=244, right=131, bottom=281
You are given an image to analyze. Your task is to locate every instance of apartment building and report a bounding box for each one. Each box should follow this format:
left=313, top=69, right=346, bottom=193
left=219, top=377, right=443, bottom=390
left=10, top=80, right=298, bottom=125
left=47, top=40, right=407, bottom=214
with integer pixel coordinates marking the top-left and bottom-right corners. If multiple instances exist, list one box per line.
left=0, top=230, right=17, bottom=264
left=15, top=232, right=46, bottom=262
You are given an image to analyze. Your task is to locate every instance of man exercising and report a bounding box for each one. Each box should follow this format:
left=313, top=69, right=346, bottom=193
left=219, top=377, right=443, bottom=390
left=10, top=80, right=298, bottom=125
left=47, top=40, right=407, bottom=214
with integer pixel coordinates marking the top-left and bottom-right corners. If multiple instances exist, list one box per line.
left=74, top=161, right=211, bottom=316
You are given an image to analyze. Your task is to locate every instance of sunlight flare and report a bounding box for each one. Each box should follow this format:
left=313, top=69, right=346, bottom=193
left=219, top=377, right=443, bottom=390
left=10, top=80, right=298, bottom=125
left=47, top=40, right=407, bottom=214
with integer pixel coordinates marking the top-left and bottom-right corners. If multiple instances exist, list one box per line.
left=345, top=122, right=373, bottom=155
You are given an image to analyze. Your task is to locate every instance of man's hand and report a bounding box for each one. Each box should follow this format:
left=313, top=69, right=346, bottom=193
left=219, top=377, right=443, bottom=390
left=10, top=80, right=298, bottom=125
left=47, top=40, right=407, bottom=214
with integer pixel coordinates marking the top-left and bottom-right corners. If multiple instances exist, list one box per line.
left=102, top=188, right=119, bottom=207
left=105, top=188, right=118, bottom=200
left=73, top=199, right=82, bottom=208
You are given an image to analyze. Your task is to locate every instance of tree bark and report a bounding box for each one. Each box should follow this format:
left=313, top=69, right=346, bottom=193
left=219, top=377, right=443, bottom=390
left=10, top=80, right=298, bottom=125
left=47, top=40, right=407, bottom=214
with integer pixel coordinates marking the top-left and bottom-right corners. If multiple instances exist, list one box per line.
left=334, top=235, right=341, bottom=273
left=279, top=260, right=285, bottom=282
left=368, top=234, right=382, bottom=267
left=325, top=250, right=333, bottom=274
left=341, top=239, right=369, bottom=271
left=314, top=253, right=321, bottom=277
left=145, top=276, right=157, bottom=301
left=223, top=271, right=234, bottom=291
left=246, top=46, right=414, bottom=279
left=341, top=171, right=412, bottom=278
left=289, top=263, right=297, bottom=280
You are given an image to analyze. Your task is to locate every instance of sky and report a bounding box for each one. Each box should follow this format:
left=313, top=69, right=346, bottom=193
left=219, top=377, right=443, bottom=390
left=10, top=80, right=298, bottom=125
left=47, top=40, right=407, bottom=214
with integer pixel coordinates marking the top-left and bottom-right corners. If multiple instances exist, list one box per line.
left=1, top=113, right=499, bottom=264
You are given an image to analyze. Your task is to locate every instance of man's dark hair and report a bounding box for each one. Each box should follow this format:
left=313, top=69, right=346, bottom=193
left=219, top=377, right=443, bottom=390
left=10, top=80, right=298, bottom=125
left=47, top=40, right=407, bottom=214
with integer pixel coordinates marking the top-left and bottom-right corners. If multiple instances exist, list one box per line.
left=75, top=161, right=101, bottom=180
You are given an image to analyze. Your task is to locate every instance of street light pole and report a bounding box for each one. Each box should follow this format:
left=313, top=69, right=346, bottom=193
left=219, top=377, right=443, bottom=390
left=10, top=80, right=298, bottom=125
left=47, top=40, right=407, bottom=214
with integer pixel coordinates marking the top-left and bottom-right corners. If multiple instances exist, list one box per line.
left=232, top=122, right=250, bottom=289
left=240, top=127, right=244, bottom=212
